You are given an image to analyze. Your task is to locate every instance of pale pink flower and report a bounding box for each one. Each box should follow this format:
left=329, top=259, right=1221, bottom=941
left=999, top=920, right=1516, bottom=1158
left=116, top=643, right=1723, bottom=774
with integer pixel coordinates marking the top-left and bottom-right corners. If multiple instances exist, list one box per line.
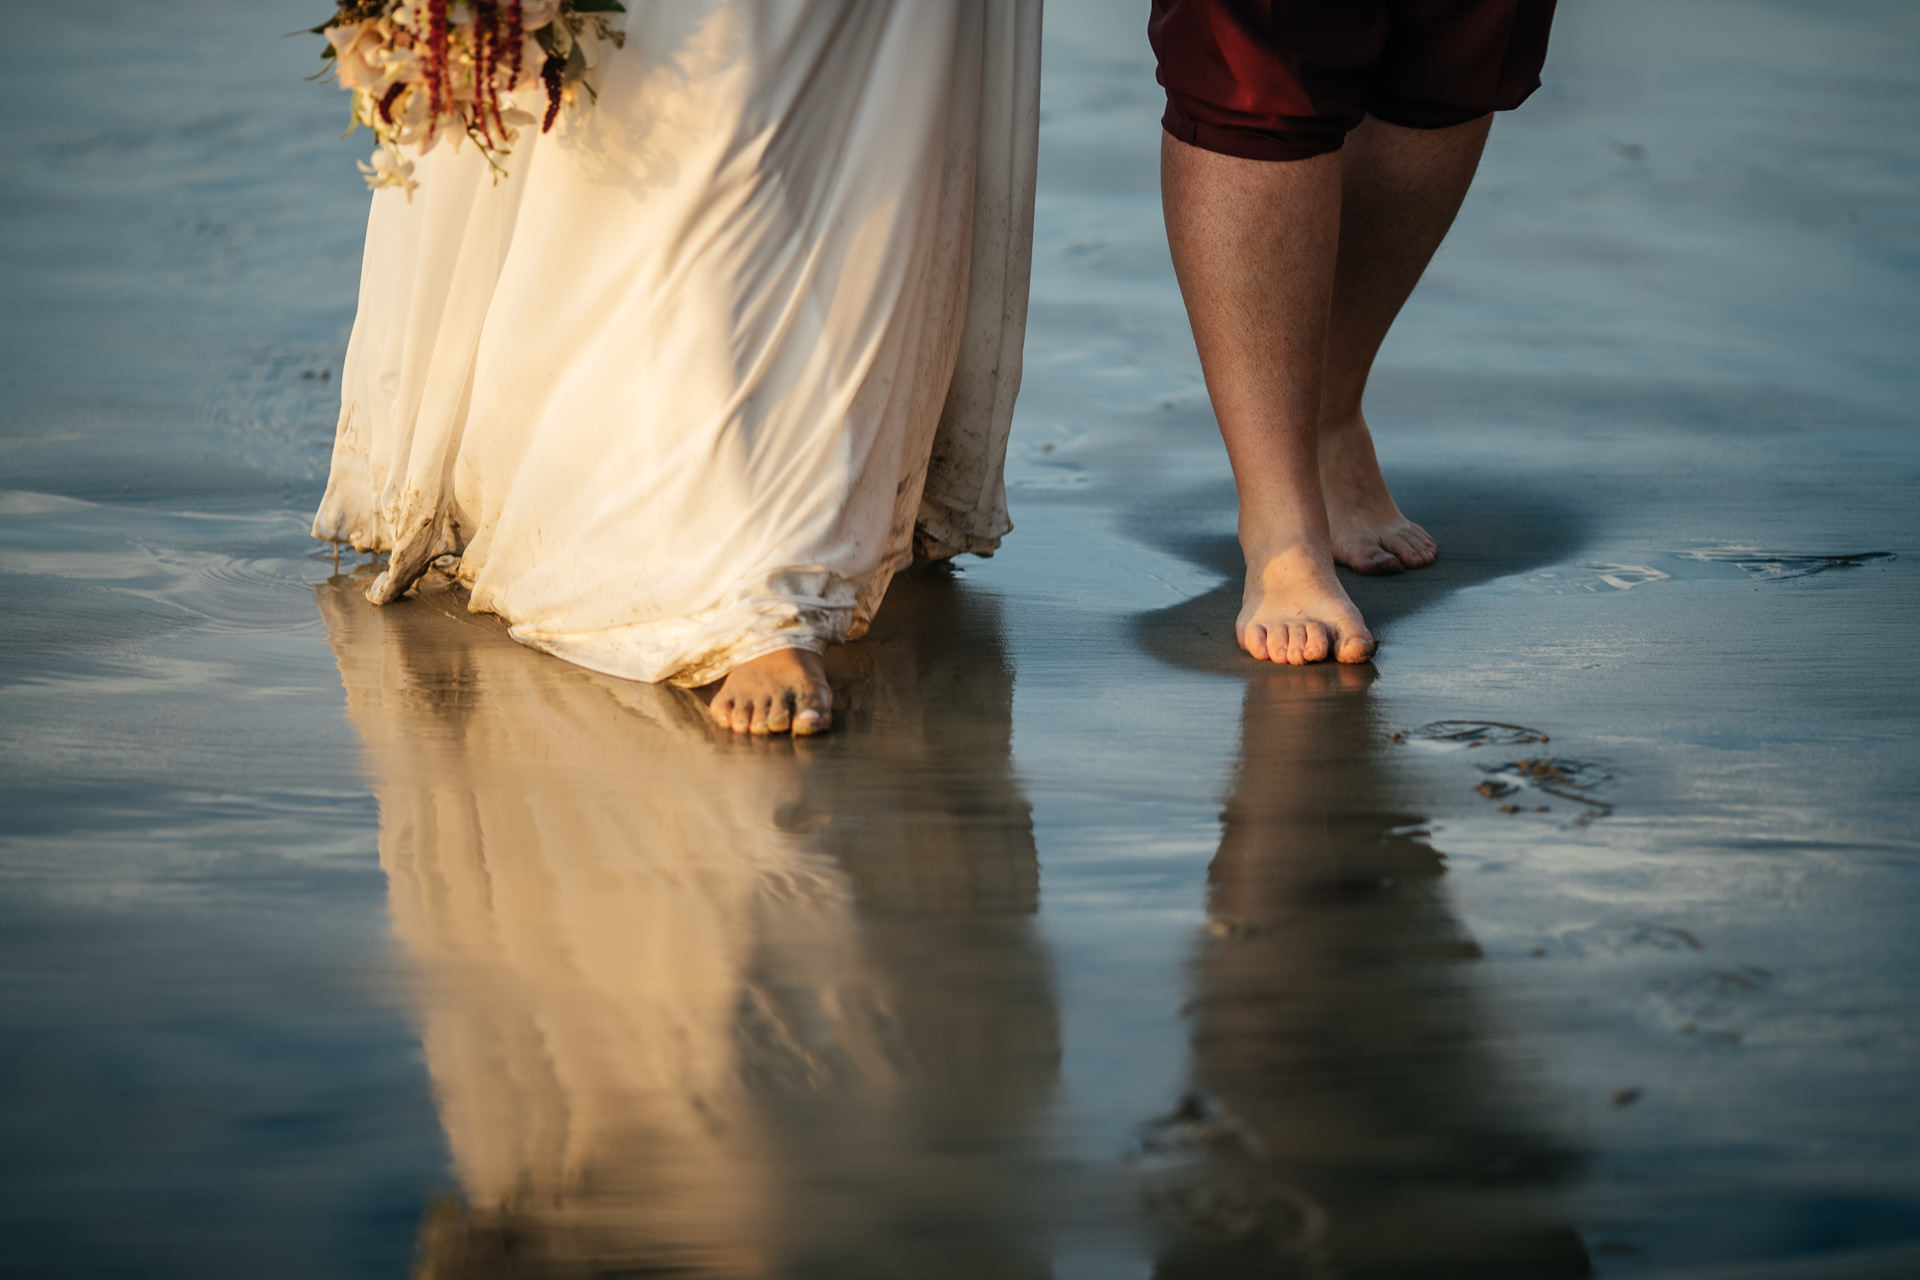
left=326, top=21, right=387, bottom=95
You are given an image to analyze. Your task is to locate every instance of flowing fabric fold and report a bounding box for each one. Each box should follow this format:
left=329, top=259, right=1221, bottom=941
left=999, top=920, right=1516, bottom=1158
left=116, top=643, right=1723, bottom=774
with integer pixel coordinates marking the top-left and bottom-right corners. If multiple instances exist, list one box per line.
left=313, top=0, right=1041, bottom=686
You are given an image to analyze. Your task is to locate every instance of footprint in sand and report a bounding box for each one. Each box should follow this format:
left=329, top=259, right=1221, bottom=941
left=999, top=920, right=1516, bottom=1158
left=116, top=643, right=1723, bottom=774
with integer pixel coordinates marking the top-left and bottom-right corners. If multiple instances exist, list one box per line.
left=1553, top=926, right=1769, bottom=1042
left=1648, top=964, right=1773, bottom=1041
left=1479, top=756, right=1614, bottom=817
left=1587, top=562, right=1671, bottom=591
left=1522, top=563, right=1669, bottom=593
left=1554, top=921, right=1705, bottom=959
left=1669, top=547, right=1895, bottom=581
left=1392, top=724, right=1616, bottom=821
left=1398, top=720, right=1550, bottom=747
left=1525, top=549, right=1893, bottom=592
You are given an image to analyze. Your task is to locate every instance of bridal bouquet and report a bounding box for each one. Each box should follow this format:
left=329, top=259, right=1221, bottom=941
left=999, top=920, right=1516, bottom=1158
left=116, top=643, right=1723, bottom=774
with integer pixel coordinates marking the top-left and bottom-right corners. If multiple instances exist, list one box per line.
left=316, top=1, right=625, bottom=196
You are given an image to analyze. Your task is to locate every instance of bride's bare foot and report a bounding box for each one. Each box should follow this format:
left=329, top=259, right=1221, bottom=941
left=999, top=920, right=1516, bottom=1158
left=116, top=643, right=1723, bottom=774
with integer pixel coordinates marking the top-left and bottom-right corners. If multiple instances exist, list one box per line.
left=1239, top=541, right=1376, bottom=665
left=709, top=648, right=832, bottom=736
left=1320, top=410, right=1437, bottom=575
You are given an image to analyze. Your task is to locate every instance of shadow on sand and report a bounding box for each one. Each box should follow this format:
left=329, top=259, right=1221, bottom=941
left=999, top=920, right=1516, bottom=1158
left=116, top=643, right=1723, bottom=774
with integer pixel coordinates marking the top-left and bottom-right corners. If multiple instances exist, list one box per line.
left=1130, top=472, right=1591, bottom=674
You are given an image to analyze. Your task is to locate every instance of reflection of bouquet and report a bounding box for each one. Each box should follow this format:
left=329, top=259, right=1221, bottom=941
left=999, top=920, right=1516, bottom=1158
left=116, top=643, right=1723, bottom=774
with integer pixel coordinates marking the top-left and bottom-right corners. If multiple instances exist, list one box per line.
left=316, top=1, right=625, bottom=196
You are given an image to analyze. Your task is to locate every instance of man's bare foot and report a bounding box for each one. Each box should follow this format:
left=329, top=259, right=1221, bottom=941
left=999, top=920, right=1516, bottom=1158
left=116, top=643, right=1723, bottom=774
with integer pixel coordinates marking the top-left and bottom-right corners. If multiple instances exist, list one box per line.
left=1319, top=411, right=1437, bottom=575
left=1238, top=543, right=1376, bottom=665
left=708, top=647, right=832, bottom=736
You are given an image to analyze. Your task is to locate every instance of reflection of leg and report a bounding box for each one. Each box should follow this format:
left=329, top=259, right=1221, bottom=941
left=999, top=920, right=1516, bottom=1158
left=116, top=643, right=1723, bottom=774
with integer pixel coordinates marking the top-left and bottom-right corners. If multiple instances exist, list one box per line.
left=1320, top=114, right=1492, bottom=575
left=1163, top=667, right=1590, bottom=1278
left=1162, top=134, right=1373, bottom=666
left=710, top=647, right=832, bottom=735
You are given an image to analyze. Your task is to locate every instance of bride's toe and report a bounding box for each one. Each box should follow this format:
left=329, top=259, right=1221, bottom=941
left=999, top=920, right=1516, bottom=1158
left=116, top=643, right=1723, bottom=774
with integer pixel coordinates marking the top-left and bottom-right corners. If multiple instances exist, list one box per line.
left=793, top=689, right=831, bottom=736
left=765, top=697, right=793, bottom=734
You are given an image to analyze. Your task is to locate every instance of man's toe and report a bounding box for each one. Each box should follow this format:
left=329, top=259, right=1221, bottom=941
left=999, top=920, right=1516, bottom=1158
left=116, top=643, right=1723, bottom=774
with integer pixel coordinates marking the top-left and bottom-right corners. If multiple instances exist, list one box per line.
left=1270, top=625, right=1290, bottom=663
left=1241, top=623, right=1268, bottom=662
left=1287, top=624, right=1311, bottom=665
left=1399, top=529, right=1436, bottom=566
left=1302, top=622, right=1331, bottom=663
left=1344, top=540, right=1404, bottom=575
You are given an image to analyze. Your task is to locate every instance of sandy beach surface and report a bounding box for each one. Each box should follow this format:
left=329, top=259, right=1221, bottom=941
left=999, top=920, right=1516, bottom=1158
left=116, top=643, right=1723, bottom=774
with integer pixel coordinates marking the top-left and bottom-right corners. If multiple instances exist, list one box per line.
left=4, top=2, right=1919, bottom=1276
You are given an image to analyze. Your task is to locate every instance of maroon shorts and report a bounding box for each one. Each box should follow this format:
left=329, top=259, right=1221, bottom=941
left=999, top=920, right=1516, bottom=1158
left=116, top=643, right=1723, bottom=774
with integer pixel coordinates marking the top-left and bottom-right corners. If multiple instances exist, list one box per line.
left=1150, top=0, right=1558, bottom=161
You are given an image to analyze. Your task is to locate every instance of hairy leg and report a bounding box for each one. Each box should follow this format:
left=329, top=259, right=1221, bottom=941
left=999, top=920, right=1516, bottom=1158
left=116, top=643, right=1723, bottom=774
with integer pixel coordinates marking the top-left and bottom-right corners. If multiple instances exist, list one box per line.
left=1161, top=133, right=1372, bottom=666
left=1321, top=113, right=1492, bottom=574
left=708, top=647, right=832, bottom=735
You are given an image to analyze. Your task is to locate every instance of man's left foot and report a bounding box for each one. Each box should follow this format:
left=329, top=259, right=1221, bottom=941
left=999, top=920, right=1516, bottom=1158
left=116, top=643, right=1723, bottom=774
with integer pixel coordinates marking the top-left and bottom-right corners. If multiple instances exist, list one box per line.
left=1320, top=410, right=1437, bottom=575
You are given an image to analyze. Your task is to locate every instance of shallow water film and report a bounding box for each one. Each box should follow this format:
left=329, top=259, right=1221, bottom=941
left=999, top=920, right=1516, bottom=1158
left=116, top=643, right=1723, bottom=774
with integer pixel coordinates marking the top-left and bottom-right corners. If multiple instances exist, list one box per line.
left=6, top=2, right=1920, bottom=1277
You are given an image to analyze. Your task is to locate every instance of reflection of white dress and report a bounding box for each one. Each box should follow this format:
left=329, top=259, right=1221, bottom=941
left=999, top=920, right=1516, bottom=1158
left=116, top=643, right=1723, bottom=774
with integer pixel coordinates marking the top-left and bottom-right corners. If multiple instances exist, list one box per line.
left=321, top=580, right=891, bottom=1275
left=314, top=1, right=1040, bottom=687
left=318, top=573, right=1057, bottom=1275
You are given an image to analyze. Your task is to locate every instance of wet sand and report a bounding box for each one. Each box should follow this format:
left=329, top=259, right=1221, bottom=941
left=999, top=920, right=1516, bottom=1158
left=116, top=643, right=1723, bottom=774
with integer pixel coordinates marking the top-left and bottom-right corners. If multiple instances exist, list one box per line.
left=4, top=1, right=1920, bottom=1276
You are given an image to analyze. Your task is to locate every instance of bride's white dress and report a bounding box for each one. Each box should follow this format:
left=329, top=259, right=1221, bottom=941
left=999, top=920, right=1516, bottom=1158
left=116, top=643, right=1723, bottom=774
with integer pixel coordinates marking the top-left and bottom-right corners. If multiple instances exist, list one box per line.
left=313, top=1, right=1040, bottom=687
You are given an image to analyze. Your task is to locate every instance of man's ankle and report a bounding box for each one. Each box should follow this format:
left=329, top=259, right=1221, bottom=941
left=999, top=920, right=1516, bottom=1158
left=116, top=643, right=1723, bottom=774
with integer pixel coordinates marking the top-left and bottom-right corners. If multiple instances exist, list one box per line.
left=1239, top=527, right=1334, bottom=566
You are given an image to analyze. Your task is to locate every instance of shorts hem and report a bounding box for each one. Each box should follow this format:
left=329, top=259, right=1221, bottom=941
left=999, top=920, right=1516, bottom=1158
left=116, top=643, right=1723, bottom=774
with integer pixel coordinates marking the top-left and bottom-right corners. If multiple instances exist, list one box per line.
left=1369, top=77, right=1541, bottom=131
left=1160, top=100, right=1346, bottom=162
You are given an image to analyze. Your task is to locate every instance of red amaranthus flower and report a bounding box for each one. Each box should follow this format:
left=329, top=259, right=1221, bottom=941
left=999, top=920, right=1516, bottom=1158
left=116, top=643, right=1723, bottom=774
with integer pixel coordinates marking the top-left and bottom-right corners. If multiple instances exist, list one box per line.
left=317, top=1, right=626, bottom=196
left=506, top=1, right=525, bottom=87
left=424, top=0, right=449, bottom=139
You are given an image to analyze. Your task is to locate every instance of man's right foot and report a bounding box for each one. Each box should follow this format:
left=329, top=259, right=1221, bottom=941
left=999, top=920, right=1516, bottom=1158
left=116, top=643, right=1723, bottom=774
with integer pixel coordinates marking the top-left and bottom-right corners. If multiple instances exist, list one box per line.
left=1237, top=543, right=1376, bottom=665
left=1319, top=410, right=1438, bottom=575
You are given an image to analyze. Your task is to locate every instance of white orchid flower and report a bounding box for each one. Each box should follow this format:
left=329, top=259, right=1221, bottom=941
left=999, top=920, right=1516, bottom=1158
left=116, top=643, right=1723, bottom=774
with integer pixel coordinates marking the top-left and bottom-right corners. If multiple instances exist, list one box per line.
left=358, top=142, right=418, bottom=198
